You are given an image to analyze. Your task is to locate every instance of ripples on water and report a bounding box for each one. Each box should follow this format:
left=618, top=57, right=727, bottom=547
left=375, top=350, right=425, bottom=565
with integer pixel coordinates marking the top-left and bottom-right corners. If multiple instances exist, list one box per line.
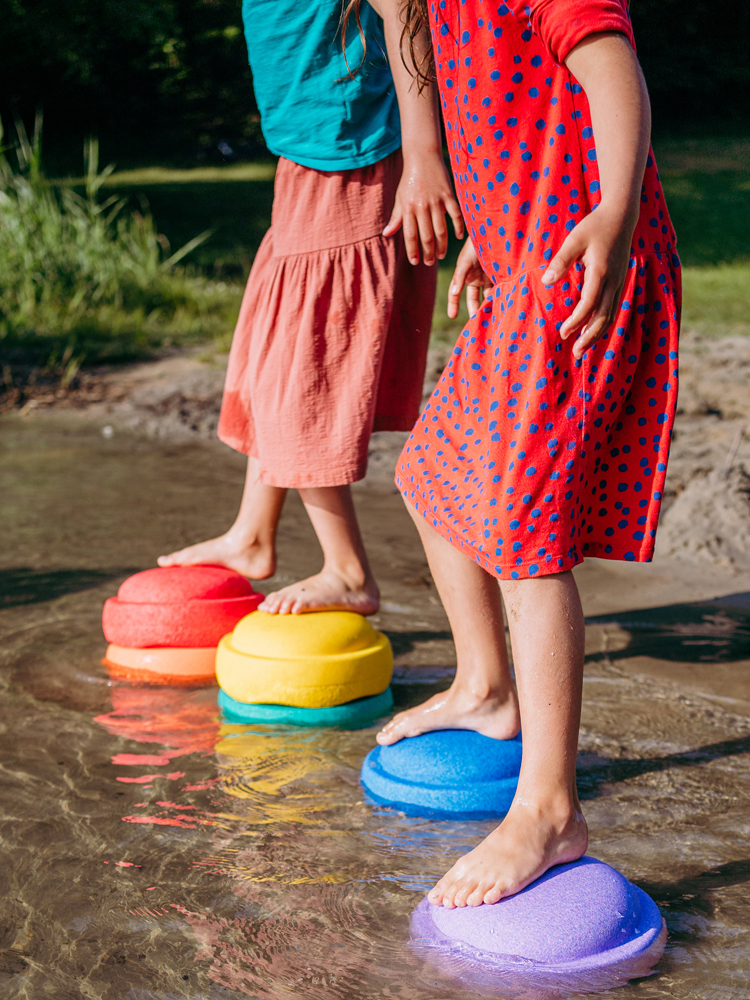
left=3, top=419, right=750, bottom=997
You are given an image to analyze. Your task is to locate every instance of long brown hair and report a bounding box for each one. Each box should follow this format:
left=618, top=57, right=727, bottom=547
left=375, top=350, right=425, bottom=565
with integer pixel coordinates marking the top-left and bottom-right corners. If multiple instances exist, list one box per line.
left=341, top=0, right=435, bottom=88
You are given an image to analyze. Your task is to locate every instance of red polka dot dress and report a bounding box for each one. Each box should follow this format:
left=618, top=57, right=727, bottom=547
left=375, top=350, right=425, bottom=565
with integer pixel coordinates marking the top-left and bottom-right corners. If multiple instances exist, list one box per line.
left=396, top=0, right=681, bottom=579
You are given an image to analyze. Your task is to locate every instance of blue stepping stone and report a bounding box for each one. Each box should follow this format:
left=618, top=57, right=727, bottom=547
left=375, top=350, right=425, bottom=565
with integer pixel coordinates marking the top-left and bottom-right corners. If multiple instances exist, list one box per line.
left=218, top=687, right=393, bottom=728
left=360, top=729, right=522, bottom=819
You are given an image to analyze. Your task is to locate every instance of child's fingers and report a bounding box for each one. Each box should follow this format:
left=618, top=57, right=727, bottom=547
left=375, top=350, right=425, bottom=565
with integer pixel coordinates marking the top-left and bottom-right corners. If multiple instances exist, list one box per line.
left=402, top=211, right=421, bottom=265
left=447, top=261, right=470, bottom=319
left=572, top=279, right=623, bottom=359
left=466, top=283, right=482, bottom=316
left=559, top=263, right=605, bottom=339
left=447, top=280, right=464, bottom=319
left=430, top=204, right=449, bottom=260
left=541, top=230, right=584, bottom=287
left=446, top=194, right=465, bottom=239
left=417, top=207, right=437, bottom=266
left=382, top=205, right=403, bottom=238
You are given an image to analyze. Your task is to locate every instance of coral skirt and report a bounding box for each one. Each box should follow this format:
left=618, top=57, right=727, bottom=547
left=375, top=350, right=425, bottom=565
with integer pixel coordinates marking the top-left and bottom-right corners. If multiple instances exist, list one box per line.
left=218, top=151, right=437, bottom=488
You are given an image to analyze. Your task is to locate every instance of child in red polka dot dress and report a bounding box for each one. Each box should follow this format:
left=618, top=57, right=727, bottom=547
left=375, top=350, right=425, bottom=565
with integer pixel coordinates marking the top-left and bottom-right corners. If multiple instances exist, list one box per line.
left=373, top=0, right=680, bottom=907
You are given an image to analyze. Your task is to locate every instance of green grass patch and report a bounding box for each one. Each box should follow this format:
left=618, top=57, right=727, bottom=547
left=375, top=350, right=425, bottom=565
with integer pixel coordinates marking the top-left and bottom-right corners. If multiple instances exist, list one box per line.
left=681, top=265, right=750, bottom=337
left=0, top=130, right=244, bottom=381
left=4, top=133, right=748, bottom=395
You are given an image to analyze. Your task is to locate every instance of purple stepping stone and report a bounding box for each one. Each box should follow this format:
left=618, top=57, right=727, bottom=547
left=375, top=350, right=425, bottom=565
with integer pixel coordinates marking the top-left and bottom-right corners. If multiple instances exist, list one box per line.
left=411, top=857, right=666, bottom=975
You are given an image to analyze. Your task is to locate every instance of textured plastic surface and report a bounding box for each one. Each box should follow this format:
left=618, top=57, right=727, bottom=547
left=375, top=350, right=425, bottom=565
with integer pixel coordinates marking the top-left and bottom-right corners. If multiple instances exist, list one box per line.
left=216, top=610, right=393, bottom=708
left=103, top=644, right=217, bottom=686
left=103, top=566, right=262, bottom=648
left=361, top=729, right=522, bottom=819
left=218, top=687, right=394, bottom=727
left=411, top=857, right=666, bottom=973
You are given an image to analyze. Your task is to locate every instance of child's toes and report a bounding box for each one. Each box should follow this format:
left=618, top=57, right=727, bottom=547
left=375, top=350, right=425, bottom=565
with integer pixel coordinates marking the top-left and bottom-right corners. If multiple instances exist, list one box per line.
left=466, top=883, right=489, bottom=906
left=428, top=878, right=446, bottom=904
left=376, top=714, right=406, bottom=744
left=440, top=878, right=462, bottom=908
left=483, top=882, right=505, bottom=905
left=452, top=882, right=475, bottom=907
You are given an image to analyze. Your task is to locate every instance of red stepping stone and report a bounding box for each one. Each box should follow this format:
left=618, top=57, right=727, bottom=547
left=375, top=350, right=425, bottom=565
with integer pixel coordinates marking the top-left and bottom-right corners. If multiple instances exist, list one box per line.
left=102, top=566, right=262, bottom=649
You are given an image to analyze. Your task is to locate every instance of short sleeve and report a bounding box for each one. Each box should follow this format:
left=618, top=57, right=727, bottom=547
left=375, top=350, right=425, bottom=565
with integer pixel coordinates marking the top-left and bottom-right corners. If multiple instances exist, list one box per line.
left=521, top=0, right=634, bottom=65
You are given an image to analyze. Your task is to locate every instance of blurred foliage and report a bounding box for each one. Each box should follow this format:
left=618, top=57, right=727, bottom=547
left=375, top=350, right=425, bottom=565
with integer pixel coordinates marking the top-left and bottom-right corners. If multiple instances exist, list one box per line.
left=0, top=123, right=241, bottom=375
left=631, top=0, right=750, bottom=127
left=0, top=0, right=261, bottom=172
left=0, top=0, right=748, bottom=170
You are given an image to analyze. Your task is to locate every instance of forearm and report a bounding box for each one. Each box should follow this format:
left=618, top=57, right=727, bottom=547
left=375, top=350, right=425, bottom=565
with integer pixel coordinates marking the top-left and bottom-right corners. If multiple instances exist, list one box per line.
left=565, top=32, right=651, bottom=228
left=367, top=0, right=443, bottom=162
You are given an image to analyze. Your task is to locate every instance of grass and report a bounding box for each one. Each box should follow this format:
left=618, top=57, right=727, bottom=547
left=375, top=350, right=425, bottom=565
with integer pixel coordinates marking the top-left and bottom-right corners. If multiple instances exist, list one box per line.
left=96, top=135, right=750, bottom=346
left=3, top=133, right=748, bottom=400
left=680, top=265, right=750, bottom=338
left=0, top=123, right=243, bottom=388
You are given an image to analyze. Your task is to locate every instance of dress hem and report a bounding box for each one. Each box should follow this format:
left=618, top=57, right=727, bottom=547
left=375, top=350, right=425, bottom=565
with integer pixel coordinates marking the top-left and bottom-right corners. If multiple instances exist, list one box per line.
left=399, top=488, right=657, bottom=580
left=217, top=430, right=368, bottom=488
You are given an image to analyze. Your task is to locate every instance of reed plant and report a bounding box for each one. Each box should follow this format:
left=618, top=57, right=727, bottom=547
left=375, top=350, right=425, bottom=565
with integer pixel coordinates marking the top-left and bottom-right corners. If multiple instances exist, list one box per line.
left=0, top=117, right=240, bottom=384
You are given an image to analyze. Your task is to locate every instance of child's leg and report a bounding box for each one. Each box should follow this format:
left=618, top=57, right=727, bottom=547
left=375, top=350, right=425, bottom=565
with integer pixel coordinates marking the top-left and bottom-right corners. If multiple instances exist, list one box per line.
left=377, top=509, right=520, bottom=744
left=429, top=570, right=588, bottom=907
left=158, top=456, right=284, bottom=580
left=258, top=485, right=380, bottom=615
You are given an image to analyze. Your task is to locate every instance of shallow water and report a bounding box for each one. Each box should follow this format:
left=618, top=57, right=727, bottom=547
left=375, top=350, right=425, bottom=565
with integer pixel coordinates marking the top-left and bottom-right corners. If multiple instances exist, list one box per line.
left=2, top=415, right=750, bottom=999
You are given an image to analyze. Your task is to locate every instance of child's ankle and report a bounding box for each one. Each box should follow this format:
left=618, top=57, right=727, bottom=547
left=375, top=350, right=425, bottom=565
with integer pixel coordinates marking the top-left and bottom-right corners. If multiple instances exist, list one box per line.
left=228, top=526, right=273, bottom=553
left=452, top=677, right=517, bottom=706
left=512, top=790, right=584, bottom=828
left=323, top=559, right=372, bottom=590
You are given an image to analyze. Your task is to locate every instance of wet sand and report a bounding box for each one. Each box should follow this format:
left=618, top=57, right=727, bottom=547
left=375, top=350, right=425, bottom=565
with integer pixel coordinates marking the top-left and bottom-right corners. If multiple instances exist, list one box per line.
left=1, top=414, right=750, bottom=998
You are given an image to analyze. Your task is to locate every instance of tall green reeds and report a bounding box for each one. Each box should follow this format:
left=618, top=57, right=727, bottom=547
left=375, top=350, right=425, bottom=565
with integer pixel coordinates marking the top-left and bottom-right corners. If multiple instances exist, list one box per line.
left=0, top=118, right=238, bottom=378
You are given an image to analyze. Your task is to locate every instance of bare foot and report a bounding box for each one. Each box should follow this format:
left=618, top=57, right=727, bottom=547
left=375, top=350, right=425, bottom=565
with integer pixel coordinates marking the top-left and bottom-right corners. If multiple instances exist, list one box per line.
left=258, top=567, right=380, bottom=615
left=376, top=683, right=521, bottom=746
left=429, top=798, right=588, bottom=907
left=157, top=532, right=275, bottom=581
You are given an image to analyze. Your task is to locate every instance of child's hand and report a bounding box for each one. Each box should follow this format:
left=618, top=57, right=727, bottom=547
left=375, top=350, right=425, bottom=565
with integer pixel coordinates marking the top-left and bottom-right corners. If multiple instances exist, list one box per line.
left=383, top=157, right=465, bottom=266
left=447, top=239, right=493, bottom=318
left=540, top=205, right=636, bottom=360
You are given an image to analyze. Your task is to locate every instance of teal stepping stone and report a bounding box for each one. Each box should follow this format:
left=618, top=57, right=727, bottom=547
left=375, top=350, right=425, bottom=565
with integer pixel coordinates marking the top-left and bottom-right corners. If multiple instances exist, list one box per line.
left=218, top=687, right=393, bottom=728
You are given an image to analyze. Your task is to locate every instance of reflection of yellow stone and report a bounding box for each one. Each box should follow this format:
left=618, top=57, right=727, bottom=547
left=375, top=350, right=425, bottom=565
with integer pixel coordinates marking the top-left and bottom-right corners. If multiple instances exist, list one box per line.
left=214, top=729, right=346, bottom=826
left=216, top=611, right=392, bottom=708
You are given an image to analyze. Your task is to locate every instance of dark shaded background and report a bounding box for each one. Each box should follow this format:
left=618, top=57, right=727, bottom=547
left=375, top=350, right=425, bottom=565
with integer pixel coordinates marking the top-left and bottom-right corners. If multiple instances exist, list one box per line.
left=1, top=0, right=749, bottom=173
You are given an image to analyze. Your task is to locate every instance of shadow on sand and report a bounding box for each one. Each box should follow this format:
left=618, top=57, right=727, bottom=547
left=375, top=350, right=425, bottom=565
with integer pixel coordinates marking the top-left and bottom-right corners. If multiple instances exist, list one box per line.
left=585, top=591, right=750, bottom=664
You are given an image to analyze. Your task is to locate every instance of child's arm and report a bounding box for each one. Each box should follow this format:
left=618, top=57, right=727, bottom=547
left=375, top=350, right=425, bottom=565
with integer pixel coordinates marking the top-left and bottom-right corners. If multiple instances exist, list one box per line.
left=541, top=32, right=651, bottom=359
left=367, top=0, right=464, bottom=265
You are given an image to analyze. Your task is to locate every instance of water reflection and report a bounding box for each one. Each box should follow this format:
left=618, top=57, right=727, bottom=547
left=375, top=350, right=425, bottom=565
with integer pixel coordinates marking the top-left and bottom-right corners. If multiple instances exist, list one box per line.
left=95, top=684, right=220, bottom=755
left=215, top=727, right=357, bottom=828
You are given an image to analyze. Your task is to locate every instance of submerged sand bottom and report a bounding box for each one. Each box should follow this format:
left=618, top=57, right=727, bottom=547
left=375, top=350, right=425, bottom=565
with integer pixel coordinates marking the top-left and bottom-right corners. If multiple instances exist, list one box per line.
left=1, top=415, right=749, bottom=998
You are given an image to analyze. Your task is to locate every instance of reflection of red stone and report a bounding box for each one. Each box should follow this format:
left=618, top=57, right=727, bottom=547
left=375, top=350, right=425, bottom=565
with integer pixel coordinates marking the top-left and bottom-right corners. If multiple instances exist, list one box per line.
left=176, top=901, right=367, bottom=1000
left=94, top=686, right=220, bottom=755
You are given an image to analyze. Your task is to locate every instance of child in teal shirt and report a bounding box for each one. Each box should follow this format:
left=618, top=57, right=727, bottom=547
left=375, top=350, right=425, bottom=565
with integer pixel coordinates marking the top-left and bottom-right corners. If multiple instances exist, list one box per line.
left=160, top=1, right=463, bottom=617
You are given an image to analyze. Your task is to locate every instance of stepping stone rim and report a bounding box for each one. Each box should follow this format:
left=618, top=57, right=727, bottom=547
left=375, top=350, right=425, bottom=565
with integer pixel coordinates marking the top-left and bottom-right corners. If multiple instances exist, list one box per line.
left=218, top=687, right=394, bottom=728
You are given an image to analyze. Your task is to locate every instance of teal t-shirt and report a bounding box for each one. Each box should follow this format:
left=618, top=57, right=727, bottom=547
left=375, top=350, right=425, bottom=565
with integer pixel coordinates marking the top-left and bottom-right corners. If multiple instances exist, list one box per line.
left=242, top=0, right=401, bottom=171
